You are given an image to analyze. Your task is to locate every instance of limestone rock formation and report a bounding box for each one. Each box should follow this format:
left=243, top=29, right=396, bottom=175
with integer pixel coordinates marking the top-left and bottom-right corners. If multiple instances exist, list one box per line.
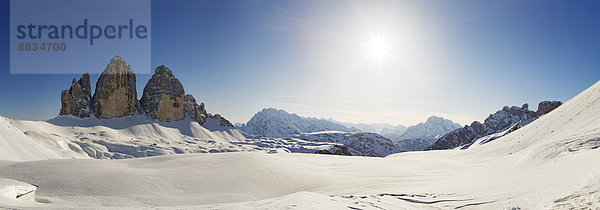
left=183, top=94, right=234, bottom=127
left=58, top=56, right=233, bottom=126
left=59, top=73, right=92, bottom=118
left=92, top=56, right=140, bottom=119
left=140, top=65, right=185, bottom=122
left=537, top=101, right=562, bottom=117
left=428, top=101, right=562, bottom=150
left=183, top=94, right=208, bottom=124
left=314, top=145, right=351, bottom=156
left=208, top=114, right=234, bottom=127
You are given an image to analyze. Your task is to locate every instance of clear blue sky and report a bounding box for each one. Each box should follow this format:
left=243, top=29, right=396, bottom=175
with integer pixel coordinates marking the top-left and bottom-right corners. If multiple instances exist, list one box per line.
left=1, top=0, right=600, bottom=126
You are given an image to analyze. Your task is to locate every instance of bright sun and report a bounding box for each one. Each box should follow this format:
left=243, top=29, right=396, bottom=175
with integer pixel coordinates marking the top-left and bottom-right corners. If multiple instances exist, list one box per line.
left=365, top=34, right=391, bottom=63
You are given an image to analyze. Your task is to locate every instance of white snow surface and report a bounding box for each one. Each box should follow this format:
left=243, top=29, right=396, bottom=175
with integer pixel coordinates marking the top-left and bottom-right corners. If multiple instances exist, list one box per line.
left=1, top=81, right=600, bottom=208
left=0, top=178, right=36, bottom=199
left=0, top=116, right=342, bottom=161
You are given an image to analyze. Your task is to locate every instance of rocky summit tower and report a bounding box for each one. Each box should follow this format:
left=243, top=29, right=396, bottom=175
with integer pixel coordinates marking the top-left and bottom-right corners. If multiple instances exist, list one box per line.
left=92, top=56, right=141, bottom=119
left=140, top=65, right=185, bottom=122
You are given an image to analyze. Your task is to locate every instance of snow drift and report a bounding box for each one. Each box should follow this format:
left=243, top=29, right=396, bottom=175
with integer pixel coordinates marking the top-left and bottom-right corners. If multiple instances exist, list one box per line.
left=0, top=115, right=344, bottom=161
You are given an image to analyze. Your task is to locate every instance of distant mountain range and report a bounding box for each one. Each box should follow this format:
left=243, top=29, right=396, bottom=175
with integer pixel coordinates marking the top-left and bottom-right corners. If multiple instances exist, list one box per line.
left=237, top=108, right=359, bottom=138
left=332, top=116, right=462, bottom=152
left=239, top=104, right=564, bottom=154
left=238, top=108, right=462, bottom=153
left=429, top=101, right=562, bottom=150
left=393, top=116, right=462, bottom=151
left=296, top=131, right=399, bottom=157
left=325, top=119, right=407, bottom=135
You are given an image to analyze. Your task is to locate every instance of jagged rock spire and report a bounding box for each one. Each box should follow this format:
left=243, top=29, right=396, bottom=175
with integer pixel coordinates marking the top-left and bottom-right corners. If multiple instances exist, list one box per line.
left=59, top=73, right=92, bottom=118
left=92, top=55, right=141, bottom=119
left=140, top=65, right=185, bottom=122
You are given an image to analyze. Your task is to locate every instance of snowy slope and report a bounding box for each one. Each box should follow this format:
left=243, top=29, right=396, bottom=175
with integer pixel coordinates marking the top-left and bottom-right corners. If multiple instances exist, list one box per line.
left=1, top=81, right=600, bottom=209
left=0, top=115, right=345, bottom=161
left=238, top=108, right=357, bottom=137
left=0, top=116, right=89, bottom=161
left=430, top=102, right=559, bottom=150
left=0, top=178, right=37, bottom=206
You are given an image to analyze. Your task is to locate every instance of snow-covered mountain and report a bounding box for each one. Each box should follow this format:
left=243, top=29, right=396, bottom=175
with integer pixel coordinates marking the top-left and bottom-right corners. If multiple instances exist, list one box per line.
left=379, top=124, right=408, bottom=138
left=296, top=131, right=399, bottom=157
left=238, top=108, right=358, bottom=138
left=239, top=109, right=460, bottom=153
left=429, top=101, right=562, bottom=150
left=327, top=119, right=407, bottom=135
left=330, top=116, right=460, bottom=152
left=394, top=116, right=461, bottom=142
left=384, top=116, right=462, bottom=151
left=238, top=109, right=400, bottom=156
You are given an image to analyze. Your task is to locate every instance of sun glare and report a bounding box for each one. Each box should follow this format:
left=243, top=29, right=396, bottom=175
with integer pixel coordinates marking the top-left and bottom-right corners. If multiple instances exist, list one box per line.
left=365, top=34, right=391, bottom=63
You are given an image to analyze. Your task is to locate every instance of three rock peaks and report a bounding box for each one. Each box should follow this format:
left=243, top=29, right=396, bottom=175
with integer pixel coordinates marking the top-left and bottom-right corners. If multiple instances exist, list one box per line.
left=60, top=55, right=233, bottom=127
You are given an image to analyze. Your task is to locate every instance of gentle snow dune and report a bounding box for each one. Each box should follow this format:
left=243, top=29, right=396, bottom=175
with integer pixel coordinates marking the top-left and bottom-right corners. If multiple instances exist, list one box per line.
left=0, top=116, right=339, bottom=161
left=0, top=116, right=89, bottom=161
left=0, top=80, right=599, bottom=209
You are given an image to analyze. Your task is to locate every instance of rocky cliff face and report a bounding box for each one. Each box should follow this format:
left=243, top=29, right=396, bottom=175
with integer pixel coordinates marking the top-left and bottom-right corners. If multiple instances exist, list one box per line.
left=208, top=114, right=234, bottom=127
left=59, top=55, right=233, bottom=127
left=92, top=56, right=140, bottom=119
left=183, top=94, right=208, bottom=124
left=537, top=101, right=563, bottom=117
left=183, top=94, right=234, bottom=127
left=140, top=65, right=185, bottom=122
left=428, top=102, right=561, bottom=150
left=59, top=73, right=92, bottom=118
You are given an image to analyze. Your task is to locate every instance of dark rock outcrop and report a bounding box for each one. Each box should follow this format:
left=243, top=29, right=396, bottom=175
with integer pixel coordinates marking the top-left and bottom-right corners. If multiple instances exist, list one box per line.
left=428, top=102, right=561, bottom=150
left=208, top=114, right=234, bottom=127
left=183, top=94, right=234, bottom=127
left=537, top=101, right=562, bottom=117
left=92, top=56, right=140, bottom=119
left=314, top=145, right=352, bottom=156
left=59, top=73, right=92, bottom=118
left=314, top=149, right=333, bottom=155
left=297, top=132, right=398, bottom=157
left=140, top=65, right=185, bottom=122
left=183, top=94, right=208, bottom=124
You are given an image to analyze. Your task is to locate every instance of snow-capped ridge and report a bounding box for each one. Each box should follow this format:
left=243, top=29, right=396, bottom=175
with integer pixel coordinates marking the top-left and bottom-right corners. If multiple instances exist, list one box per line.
left=238, top=108, right=357, bottom=138
left=390, top=115, right=461, bottom=152
left=429, top=101, right=562, bottom=150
